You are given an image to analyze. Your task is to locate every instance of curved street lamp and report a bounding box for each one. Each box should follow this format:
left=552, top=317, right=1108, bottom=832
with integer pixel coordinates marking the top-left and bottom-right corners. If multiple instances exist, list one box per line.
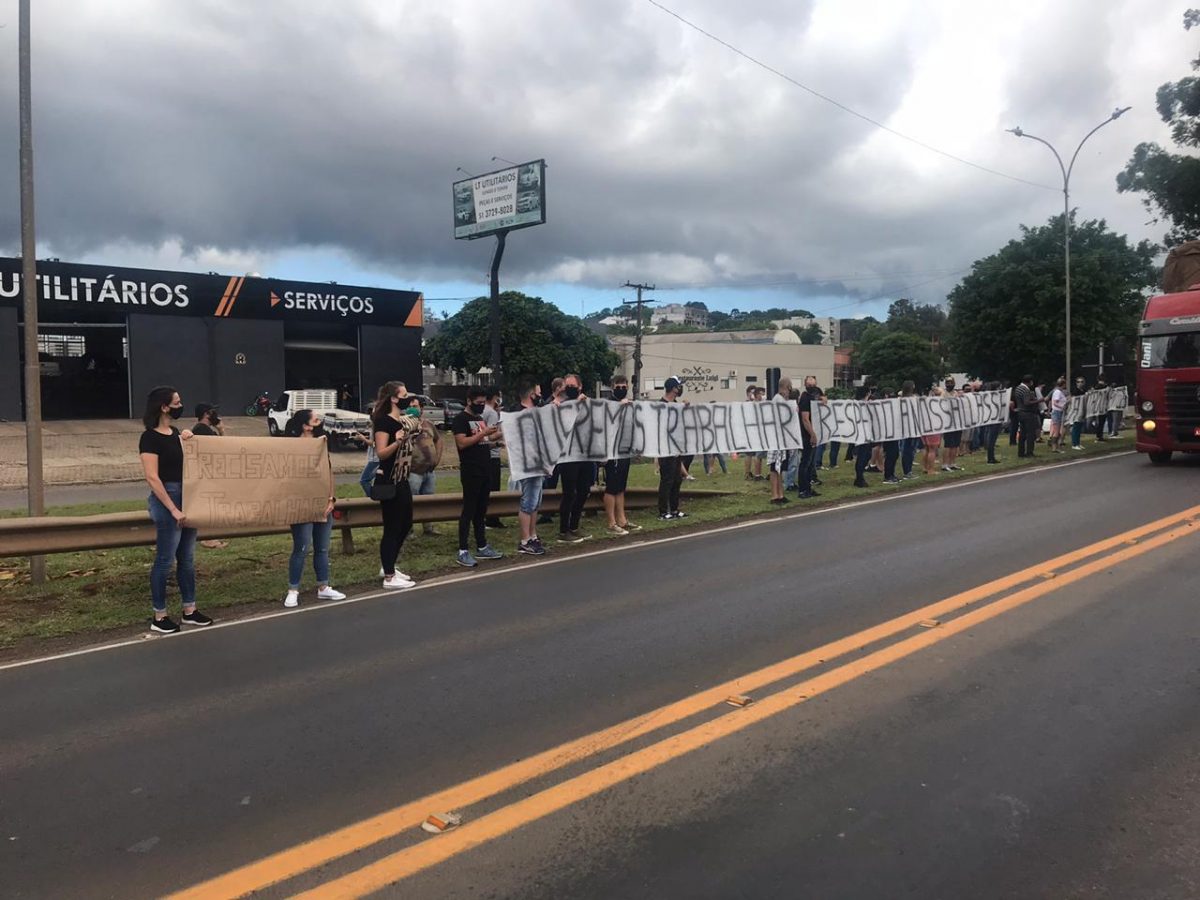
left=1006, top=107, right=1131, bottom=386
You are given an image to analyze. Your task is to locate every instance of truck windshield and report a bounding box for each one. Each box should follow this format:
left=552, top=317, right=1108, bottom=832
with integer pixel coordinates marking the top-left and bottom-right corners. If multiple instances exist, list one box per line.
left=1140, top=333, right=1200, bottom=369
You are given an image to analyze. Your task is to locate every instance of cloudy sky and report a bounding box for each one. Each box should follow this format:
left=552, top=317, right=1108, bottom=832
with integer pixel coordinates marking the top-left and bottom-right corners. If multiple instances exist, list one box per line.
left=0, top=0, right=1192, bottom=320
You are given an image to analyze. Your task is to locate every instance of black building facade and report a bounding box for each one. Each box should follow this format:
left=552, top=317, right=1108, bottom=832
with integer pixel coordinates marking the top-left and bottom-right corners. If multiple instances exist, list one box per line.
left=0, top=258, right=424, bottom=420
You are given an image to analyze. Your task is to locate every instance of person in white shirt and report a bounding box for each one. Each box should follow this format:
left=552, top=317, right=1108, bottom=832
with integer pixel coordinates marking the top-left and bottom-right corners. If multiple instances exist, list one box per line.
left=1048, top=377, right=1068, bottom=453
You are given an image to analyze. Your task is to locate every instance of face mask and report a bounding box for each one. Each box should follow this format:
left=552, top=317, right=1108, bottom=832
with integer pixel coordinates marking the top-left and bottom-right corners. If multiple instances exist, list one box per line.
left=210, top=414, right=221, bottom=426
left=312, top=425, right=326, bottom=438
left=563, top=386, right=581, bottom=400
left=405, top=406, right=420, bottom=417
left=470, top=402, right=486, bottom=415
left=611, top=387, right=628, bottom=401
left=676, top=386, right=684, bottom=398
left=168, top=406, right=183, bottom=420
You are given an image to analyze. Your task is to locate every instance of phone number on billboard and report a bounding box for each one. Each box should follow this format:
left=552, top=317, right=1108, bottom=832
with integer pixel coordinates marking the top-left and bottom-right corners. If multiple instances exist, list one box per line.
left=480, top=204, right=514, bottom=219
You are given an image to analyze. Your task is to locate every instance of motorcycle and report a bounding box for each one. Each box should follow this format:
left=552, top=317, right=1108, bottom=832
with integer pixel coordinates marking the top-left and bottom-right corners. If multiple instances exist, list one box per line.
left=244, top=391, right=273, bottom=417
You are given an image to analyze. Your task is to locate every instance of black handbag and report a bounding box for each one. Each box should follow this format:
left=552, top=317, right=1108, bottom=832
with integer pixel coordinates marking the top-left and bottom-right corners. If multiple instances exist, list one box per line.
left=369, top=479, right=398, bottom=501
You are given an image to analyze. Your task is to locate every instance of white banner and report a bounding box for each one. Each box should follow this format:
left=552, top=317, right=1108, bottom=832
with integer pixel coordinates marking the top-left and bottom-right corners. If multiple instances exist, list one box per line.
left=501, top=399, right=803, bottom=480
left=811, top=389, right=1011, bottom=446
left=1064, top=386, right=1128, bottom=425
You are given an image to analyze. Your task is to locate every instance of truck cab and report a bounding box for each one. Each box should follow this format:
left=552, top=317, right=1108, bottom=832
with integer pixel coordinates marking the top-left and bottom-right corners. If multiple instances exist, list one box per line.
left=1135, top=290, right=1200, bottom=464
left=266, top=389, right=371, bottom=451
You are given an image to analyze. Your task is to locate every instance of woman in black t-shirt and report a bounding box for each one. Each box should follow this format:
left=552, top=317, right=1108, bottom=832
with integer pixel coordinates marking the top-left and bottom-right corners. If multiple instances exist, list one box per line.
left=371, top=381, right=421, bottom=590
left=137, top=385, right=213, bottom=634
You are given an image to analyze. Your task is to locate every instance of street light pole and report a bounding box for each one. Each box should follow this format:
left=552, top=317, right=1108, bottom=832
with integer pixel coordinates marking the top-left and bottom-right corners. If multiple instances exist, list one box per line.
left=1006, top=107, right=1130, bottom=387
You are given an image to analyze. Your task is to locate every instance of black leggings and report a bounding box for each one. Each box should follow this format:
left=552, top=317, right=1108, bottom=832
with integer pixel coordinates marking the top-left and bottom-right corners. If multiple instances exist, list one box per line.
left=379, top=481, right=414, bottom=575
left=459, top=468, right=491, bottom=551
left=558, top=461, right=593, bottom=533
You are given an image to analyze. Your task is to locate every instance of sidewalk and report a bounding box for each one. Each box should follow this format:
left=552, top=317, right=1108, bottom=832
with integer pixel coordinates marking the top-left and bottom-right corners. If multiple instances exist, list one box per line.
left=0, top=417, right=461, bottom=488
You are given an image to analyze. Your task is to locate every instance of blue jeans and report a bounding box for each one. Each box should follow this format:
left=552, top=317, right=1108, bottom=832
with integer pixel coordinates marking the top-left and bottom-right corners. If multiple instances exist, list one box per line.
left=784, top=449, right=800, bottom=491
left=511, top=475, right=546, bottom=514
left=408, top=469, right=436, bottom=497
left=360, top=459, right=380, bottom=497
left=148, top=483, right=196, bottom=613
left=289, top=515, right=333, bottom=589
left=901, top=437, right=917, bottom=476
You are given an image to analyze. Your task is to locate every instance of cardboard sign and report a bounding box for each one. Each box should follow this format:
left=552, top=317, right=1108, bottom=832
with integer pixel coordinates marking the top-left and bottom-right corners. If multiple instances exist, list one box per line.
left=183, top=435, right=332, bottom=529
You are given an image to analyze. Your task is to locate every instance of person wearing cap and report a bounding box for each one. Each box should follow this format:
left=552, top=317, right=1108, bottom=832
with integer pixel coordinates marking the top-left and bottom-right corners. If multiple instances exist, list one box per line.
left=192, top=403, right=223, bottom=436
left=657, top=377, right=687, bottom=520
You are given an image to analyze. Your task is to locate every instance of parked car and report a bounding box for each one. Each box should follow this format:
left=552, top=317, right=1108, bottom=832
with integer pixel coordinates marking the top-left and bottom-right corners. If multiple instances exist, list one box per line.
left=266, top=389, right=371, bottom=451
left=438, top=399, right=465, bottom=430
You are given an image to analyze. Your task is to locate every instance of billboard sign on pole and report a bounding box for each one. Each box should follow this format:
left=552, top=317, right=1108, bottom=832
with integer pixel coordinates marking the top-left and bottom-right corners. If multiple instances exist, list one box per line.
left=453, top=160, right=546, bottom=240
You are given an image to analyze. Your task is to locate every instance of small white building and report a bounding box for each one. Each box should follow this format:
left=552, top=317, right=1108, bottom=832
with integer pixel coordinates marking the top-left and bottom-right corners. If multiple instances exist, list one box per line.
left=769, top=316, right=840, bottom=345
left=609, top=330, right=834, bottom=401
left=652, top=303, right=709, bottom=328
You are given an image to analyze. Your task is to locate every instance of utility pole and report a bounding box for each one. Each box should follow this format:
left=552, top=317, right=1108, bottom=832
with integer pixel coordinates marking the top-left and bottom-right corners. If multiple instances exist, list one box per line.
left=489, top=231, right=507, bottom=391
left=622, top=282, right=655, bottom=398
left=19, top=0, right=46, bottom=584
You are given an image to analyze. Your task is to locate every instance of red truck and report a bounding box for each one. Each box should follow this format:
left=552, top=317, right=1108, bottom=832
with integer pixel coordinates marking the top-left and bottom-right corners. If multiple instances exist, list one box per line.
left=1136, top=289, right=1200, bottom=464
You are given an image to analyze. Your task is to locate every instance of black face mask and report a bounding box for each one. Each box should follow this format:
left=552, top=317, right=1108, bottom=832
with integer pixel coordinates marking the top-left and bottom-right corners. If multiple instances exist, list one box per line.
left=312, top=425, right=326, bottom=438
left=611, top=387, right=628, bottom=401
left=470, top=402, right=486, bottom=415
left=210, top=414, right=221, bottom=426
left=168, top=406, right=183, bottom=420
left=563, top=386, right=581, bottom=401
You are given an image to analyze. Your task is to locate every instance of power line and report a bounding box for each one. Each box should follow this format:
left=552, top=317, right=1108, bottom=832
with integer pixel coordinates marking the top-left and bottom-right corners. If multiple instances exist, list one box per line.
left=643, top=0, right=1057, bottom=192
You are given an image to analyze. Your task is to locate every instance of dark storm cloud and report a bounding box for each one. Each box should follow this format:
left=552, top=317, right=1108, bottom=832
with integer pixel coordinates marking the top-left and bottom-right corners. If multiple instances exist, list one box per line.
left=0, top=0, right=1180, bottom=304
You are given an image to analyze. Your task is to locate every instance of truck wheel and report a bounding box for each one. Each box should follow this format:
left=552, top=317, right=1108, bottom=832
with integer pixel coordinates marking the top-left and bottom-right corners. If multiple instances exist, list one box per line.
left=1149, top=450, right=1172, bottom=465
left=268, top=420, right=279, bottom=436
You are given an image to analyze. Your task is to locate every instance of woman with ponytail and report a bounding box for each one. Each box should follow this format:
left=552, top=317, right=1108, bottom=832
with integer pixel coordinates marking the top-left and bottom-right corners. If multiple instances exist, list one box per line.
left=281, top=409, right=343, bottom=607
left=370, top=381, right=421, bottom=589
left=138, top=385, right=213, bottom=634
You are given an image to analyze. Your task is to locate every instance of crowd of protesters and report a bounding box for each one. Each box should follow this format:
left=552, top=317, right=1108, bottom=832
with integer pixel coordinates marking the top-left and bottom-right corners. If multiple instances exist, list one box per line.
left=137, top=370, right=1123, bottom=632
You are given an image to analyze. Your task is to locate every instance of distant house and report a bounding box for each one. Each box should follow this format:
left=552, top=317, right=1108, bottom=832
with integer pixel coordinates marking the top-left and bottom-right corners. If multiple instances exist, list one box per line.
left=608, top=330, right=834, bottom=401
left=769, top=316, right=840, bottom=345
left=652, top=303, right=708, bottom=328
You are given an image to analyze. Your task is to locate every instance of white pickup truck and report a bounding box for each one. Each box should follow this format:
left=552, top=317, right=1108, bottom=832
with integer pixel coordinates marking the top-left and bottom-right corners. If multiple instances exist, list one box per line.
left=266, top=389, right=371, bottom=451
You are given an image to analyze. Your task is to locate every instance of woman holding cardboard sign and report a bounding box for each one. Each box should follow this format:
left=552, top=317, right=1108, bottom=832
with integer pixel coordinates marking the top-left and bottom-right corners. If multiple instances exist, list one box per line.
left=281, top=409, right=342, bottom=608
left=138, top=385, right=213, bottom=634
left=370, top=381, right=421, bottom=590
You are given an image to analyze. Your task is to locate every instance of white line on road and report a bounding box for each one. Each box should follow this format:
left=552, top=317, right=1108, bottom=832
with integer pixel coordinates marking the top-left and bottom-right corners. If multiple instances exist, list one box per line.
left=0, top=451, right=1135, bottom=674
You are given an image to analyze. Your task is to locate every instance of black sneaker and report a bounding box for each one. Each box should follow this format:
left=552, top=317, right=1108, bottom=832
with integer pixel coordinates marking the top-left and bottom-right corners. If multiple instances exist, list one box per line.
left=568, top=529, right=593, bottom=541
left=866, top=465, right=881, bottom=473
left=181, top=610, right=213, bottom=627
left=770, top=497, right=787, bottom=505
left=657, top=512, right=675, bottom=520
left=557, top=532, right=585, bottom=544
left=671, top=510, right=687, bottom=518
left=853, top=479, right=869, bottom=488
left=150, top=616, right=180, bottom=634
left=518, top=540, right=540, bottom=555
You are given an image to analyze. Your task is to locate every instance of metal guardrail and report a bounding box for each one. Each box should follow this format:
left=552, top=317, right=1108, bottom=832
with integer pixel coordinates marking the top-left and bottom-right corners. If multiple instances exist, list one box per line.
left=0, top=488, right=732, bottom=558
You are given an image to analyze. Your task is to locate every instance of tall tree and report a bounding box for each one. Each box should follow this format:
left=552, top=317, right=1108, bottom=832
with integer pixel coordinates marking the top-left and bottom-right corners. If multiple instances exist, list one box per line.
left=423, top=292, right=620, bottom=389
left=790, top=322, right=826, bottom=344
left=854, top=330, right=942, bottom=392
left=1116, top=9, right=1200, bottom=245
left=839, top=316, right=879, bottom=344
left=885, top=298, right=947, bottom=342
left=946, top=214, right=1157, bottom=380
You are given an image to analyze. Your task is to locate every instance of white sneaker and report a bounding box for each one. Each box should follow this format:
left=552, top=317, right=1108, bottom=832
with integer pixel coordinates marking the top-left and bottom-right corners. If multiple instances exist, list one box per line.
left=317, top=586, right=346, bottom=601
left=283, top=590, right=299, bottom=608
left=382, top=573, right=416, bottom=590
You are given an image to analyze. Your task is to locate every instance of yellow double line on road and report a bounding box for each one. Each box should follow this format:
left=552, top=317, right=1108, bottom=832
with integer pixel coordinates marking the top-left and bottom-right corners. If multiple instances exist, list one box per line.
left=170, top=505, right=1200, bottom=899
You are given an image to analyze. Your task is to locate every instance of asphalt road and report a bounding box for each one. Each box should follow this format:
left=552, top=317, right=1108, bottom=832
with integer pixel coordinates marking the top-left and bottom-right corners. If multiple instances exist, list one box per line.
left=3, top=451, right=1200, bottom=899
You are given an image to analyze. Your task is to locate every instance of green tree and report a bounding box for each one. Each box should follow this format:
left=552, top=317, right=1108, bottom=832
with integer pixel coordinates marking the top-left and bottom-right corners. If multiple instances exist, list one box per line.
left=946, top=214, right=1157, bottom=380
left=885, top=298, right=947, bottom=342
left=791, top=322, right=825, bottom=344
left=1116, top=9, right=1200, bottom=245
left=854, top=330, right=941, bottom=392
left=838, top=316, right=879, bottom=344
left=423, top=292, right=620, bottom=390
